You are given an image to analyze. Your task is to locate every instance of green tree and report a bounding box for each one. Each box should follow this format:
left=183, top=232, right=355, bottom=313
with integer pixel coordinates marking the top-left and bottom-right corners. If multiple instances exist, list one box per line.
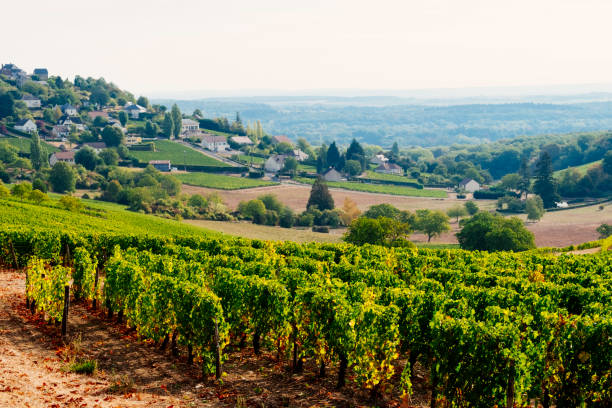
left=239, top=199, right=266, bottom=224
left=59, top=195, right=83, bottom=212
left=0, top=142, right=18, bottom=164
left=316, top=144, right=328, bottom=173
left=465, top=201, right=479, bottom=215
left=279, top=207, right=294, bottom=228
left=602, top=151, right=612, bottom=175
left=345, top=160, right=362, bottom=177
left=391, top=141, right=400, bottom=157
left=29, top=132, right=46, bottom=171
left=32, top=178, right=48, bottom=193
left=90, top=86, right=110, bottom=106
left=171, top=104, right=182, bottom=139
left=162, top=114, right=174, bottom=138
left=27, top=189, right=48, bottom=204
left=525, top=195, right=545, bottom=222
left=326, top=142, right=341, bottom=169
left=500, top=173, right=521, bottom=191
left=101, top=126, right=124, bottom=147
left=102, top=180, right=122, bottom=202
left=258, top=193, right=284, bottom=212
left=118, top=111, right=128, bottom=127
left=596, top=223, right=612, bottom=239
left=136, top=96, right=149, bottom=108
left=74, top=147, right=99, bottom=170
left=99, top=149, right=119, bottom=166
left=517, top=158, right=530, bottom=199
left=0, top=93, right=15, bottom=119
left=363, top=203, right=401, bottom=220
left=346, top=139, right=365, bottom=169
left=533, top=152, right=560, bottom=208
left=344, top=216, right=412, bottom=246
left=145, top=120, right=157, bottom=137
left=49, top=162, right=76, bottom=193
left=456, top=212, right=535, bottom=251
left=414, top=209, right=450, bottom=242
left=307, top=177, right=334, bottom=211
left=447, top=205, right=468, bottom=222
left=11, top=182, right=32, bottom=201
left=282, top=156, right=298, bottom=175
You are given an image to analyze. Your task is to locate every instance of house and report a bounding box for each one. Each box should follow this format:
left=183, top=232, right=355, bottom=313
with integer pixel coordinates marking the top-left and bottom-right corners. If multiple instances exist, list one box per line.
left=149, top=160, right=171, bottom=172
left=33, top=68, right=48, bottom=81
left=14, top=119, right=37, bottom=133
left=264, top=154, right=286, bottom=173
left=51, top=125, right=70, bottom=139
left=124, top=103, right=146, bottom=119
left=22, top=94, right=41, bottom=108
left=125, top=136, right=142, bottom=145
left=322, top=168, right=343, bottom=182
left=458, top=178, right=481, bottom=193
left=271, top=135, right=293, bottom=145
left=370, top=154, right=388, bottom=166
left=0, top=63, right=26, bottom=80
left=49, top=151, right=75, bottom=166
left=230, top=136, right=254, bottom=146
left=181, top=119, right=199, bottom=135
left=292, top=149, right=309, bottom=162
left=81, top=142, right=107, bottom=152
left=60, top=104, right=78, bottom=116
left=59, top=115, right=85, bottom=131
left=374, top=162, right=403, bottom=175
left=87, top=111, right=109, bottom=120
left=201, top=135, right=229, bottom=152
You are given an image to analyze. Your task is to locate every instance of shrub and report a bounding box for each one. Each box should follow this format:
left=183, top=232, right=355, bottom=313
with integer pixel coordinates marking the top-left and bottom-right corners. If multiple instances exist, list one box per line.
left=296, top=212, right=314, bottom=227
left=457, top=212, right=535, bottom=251
left=69, top=359, right=97, bottom=375
left=264, top=210, right=279, bottom=226
left=59, top=196, right=84, bottom=212
left=279, top=207, right=294, bottom=228
left=312, top=226, right=329, bottom=233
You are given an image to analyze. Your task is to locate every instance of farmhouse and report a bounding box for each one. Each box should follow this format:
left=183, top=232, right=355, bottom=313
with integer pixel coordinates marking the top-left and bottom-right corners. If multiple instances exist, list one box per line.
left=60, top=104, right=78, bottom=116
left=292, top=149, right=309, bottom=161
left=230, top=136, right=254, bottom=146
left=370, top=154, right=388, bottom=166
left=181, top=119, right=199, bottom=135
left=374, top=162, right=403, bottom=175
left=201, top=135, right=229, bottom=152
left=33, top=68, right=48, bottom=81
left=14, top=119, right=37, bottom=133
left=459, top=178, right=481, bottom=193
left=125, top=136, right=142, bottom=145
left=149, top=160, right=171, bottom=172
left=264, top=154, right=286, bottom=173
left=51, top=125, right=70, bottom=139
left=323, top=167, right=343, bottom=182
left=22, top=94, right=41, bottom=108
left=124, top=103, right=146, bottom=119
left=49, top=151, right=75, bottom=166
left=271, top=135, right=293, bottom=145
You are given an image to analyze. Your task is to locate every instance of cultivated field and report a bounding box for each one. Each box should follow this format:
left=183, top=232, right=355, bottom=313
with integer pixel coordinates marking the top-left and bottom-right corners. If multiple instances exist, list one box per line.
left=129, top=140, right=230, bottom=167
left=176, top=172, right=278, bottom=190
left=295, top=177, right=446, bottom=198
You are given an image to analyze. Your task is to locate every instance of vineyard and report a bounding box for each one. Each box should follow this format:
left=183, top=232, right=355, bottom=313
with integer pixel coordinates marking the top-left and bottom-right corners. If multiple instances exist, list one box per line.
left=295, top=177, right=447, bottom=198
left=1, top=225, right=610, bottom=407
left=176, top=172, right=278, bottom=190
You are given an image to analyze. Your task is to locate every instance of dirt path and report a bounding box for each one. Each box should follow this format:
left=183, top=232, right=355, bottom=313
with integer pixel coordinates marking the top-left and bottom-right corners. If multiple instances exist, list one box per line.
left=0, top=269, right=429, bottom=407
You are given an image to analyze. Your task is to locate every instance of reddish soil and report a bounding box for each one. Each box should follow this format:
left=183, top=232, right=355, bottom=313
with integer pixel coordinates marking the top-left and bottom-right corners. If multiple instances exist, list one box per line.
left=0, top=269, right=430, bottom=407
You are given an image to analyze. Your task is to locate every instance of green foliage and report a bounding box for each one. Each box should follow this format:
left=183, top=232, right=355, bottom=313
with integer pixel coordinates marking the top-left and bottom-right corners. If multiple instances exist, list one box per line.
left=118, top=111, right=128, bottom=127
left=74, top=147, right=99, bottom=171
left=238, top=199, right=266, bottom=224
left=596, top=223, right=612, bottom=239
left=176, top=172, right=276, bottom=190
left=457, top=212, right=535, bottom=251
left=533, top=152, right=560, bottom=208
left=101, top=126, right=124, bottom=147
left=171, top=104, right=181, bottom=139
left=59, top=195, right=84, bottom=212
left=73, top=247, right=97, bottom=300
left=296, top=177, right=446, bottom=198
left=11, top=182, right=32, bottom=200
left=525, top=195, right=545, bottom=222
left=27, top=189, right=48, bottom=204
left=464, top=200, right=478, bottom=215
left=446, top=205, right=468, bottom=222
left=49, top=162, right=76, bottom=193
left=306, top=177, right=334, bottom=211
left=344, top=216, right=413, bottom=247
left=99, top=148, right=119, bottom=166
left=414, top=209, right=450, bottom=242
left=344, top=160, right=362, bottom=176
left=69, top=359, right=97, bottom=375
left=30, top=133, right=46, bottom=170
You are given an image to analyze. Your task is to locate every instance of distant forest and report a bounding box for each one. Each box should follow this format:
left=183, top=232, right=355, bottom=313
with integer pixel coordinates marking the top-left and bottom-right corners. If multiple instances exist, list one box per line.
left=153, top=98, right=612, bottom=147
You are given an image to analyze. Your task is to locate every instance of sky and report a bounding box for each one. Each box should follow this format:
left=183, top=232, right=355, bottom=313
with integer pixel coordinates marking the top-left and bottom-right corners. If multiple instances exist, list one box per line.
left=3, top=0, right=612, bottom=98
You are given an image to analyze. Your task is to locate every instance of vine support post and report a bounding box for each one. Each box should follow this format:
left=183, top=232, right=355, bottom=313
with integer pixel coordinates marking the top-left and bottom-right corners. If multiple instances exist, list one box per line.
left=253, top=331, right=261, bottom=355
left=25, top=268, right=29, bottom=308
left=9, top=239, right=18, bottom=269
left=92, top=266, right=100, bottom=310
left=506, top=361, right=515, bottom=408
left=337, top=352, right=347, bottom=388
left=61, top=285, right=70, bottom=338
left=214, top=316, right=221, bottom=379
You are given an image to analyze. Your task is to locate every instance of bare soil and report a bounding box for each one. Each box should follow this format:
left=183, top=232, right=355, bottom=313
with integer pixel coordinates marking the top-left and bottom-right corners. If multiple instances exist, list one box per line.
left=0, top=269, right=429, bottom=407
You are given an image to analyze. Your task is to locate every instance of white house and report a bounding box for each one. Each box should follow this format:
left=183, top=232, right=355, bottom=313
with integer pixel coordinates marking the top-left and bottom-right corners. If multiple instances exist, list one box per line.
left=230, top=136, right=254, bottom=146
left=264, top=154, right=286, bottom=173
left=292, top=149, right=309, bottom=162
left=181, top=119, right=199, bottom=135
left=22, top=94, right=41, bottom=108
left=323, top=168, right=343, bottom=182
left=51, top=125, right=70, bottom=139
left=59, top=115, right=86, bottom=131
left=49, top=151, right=75, bottom=166
left=201, top=135, right=229, bottom=152
left=370, top=154, right=388, bottom=166
left=124, top=103, right=146, bottom=119
left=14, top=119, right=37, bottom=133
left=458, top=178, right=481, bottom=193
left=374, top=162, right=403, bottom=175
left=60, top=104, right=78, bottom=116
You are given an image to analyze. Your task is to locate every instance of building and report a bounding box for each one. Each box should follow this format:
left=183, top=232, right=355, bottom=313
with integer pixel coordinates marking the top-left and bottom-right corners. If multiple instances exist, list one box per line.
left=81, top=142, right=107, bottom=152
left=458, top=178, right=481, bottom=193
left=322, top=168, right=343, bottom=182
left=292, top=149, right=309, bottom=162
left=149, top=160, right=171, bottom=172
left=49, top=151, right=75, bottom=166
left=181, top=119, right=199, bottom=135
left=370, top=154, right=388, bottom=166
left=33, top=68, right=48, bottom=81
left=124, top=103, right=146, bottom=119
left=201, top=135, right=229, bottom=152
left=59, top=115, right=86, bottom=131
left=21, top=94, right=41, bottom=108
left=51, top=125, right=70, bottom=139
left=264, top=154, right=286, bottom=173
left=230, top=136, right=254, bottom=146
left=271, top=135, right=293, bottom=145
left=125, top=136, right=142, bottom=145
left=374, top=162, right=403, bottom=175
left=60, top=104, right=78, bottom=116
left=0, top=63, right=26, bottom=80
left=14, top=119, right=37, bottom=133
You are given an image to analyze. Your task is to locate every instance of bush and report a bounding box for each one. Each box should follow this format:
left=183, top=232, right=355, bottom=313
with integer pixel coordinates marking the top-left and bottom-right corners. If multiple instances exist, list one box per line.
left=296, top=212, right=314, bottom=227
left=32, top=178, right=48, bottom=193
left=457, top=212, right=535, bottom=251
left=312, top=226, right=329, bottom=233
left=279, top=207, right=294, bottom=228
left=264, top=210, right=279, bottom=226
left=69, top=359, right=97, bottom=375
left=59, top=195, right=84, bottom=212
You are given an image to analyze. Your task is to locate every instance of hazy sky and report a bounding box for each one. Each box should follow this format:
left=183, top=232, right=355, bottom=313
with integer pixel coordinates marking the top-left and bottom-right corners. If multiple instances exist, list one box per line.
left=3, top=0, right=612, bottom=97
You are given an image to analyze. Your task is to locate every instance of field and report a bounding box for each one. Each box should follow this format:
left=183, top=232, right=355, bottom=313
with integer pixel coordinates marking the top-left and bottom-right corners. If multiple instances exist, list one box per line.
left=176, top=172, right=278, bottom=190
left=234, top=154, right=265, bottom=164
left=295, top=177, right=447, bottom=198
left=129, top=140, right=230, bottom=167
left=554, top=159, right=602, bottom=176
left=0, top=135, right=59, bottom=153
left=363, top=170, right=419, bottom=184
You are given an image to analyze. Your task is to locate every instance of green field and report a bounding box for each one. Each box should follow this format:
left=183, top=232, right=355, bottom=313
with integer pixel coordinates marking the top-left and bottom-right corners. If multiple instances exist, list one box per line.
left=234, top=154, right=265, bottom=165
left=298, top=163, right=317, bottom=173
left=1, top=136, right=59, bottom=153
left=295, top=177, right=447, bottom=198
left=130, top=140, right=229, bottom=167
left=363, top=170, right=419, bottom=184
left=554, top=160, right=602, bottom=177
left=0, top=196, right=217, bottom=238
left=176, top=172, right=277, bottom=190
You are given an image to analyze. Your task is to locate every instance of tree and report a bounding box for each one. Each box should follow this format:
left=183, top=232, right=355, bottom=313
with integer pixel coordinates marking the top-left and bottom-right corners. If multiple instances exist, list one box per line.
left=162, top=114, right=174, bottom=138
left=596, top=223, right=612, bottom=239
left=49, top=162, right=76, bottom=193
left=456, top=212, right=535, bottom=251
left=344, top=217, right=412, bottom=246
left=346, top=139, right=365, bottom=169
left=282, top=157, right=298, bottom=175
left=0, top=93, right=15, bottom=119
left=391, top=141, right=400, bottom=157
left=447, top=205, right=468, bottom=222
left=345, top=160, right=362, bottom=177
left=118, top=111, right=128, bottom=127
left=137, top=96, right=149, bottom=108
left=32, top=178, right=47, bottom=193
left=363, top=203, right=401, bottom=220
left=465, top=201, right=479, bottom=215
left=11, top=182, right=32, bottom=201
left=316, top=144, right=328, bottom=173
left=533, top=152, right=559, bottom=208
left=90, top=86, right=110, bottom=106
left=279, top=207, right=294, bottom=228
left=74, top=147, right=99, bottom=170
left=27, top=189, right=48, bottom=204
left=101, top=126, right=124, bottom=147
left=99, top=149, right=119, bottom=166
left=603, top=151, right=612, bottom=175
left=525, top=195, right=545, bottom=222
left=239, top=199, right=266, bottom=224
left=517, top=158, right=530, bottom=199
left=171, top=104, right=182, bottom=139
left=59, top=195, right=83, bottom=212
left=326, top=142, right=341, bottom=169
left=339, top=197, right=361, bottom=226
left=103, top=180, right=122, bottom=202
left=307, top=177, right=334, bottom=211
left=29, top=132, right=46, bottom=170
left=144, top=120, right=157, bottom=137
left=500, top=173, right=521, bottom=191
left=415, top=209, right=450, bottom=242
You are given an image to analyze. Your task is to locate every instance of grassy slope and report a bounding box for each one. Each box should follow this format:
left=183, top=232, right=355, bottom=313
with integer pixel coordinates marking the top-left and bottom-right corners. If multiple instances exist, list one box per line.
left=554, top=160, right=602, bottom=176
left=363, top=170, right=418, bottom=184
left=176, top=172, right=278, bottom=190
left=130, top=140, right=229, bottom=167
left=1, top=136, right=59, bottom=153
left=295, top=177, right=447, bottom=198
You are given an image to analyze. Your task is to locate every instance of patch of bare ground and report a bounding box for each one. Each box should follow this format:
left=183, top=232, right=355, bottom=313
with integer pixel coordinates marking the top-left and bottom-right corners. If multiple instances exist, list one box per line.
left=0, top=269, right=430, bottom=407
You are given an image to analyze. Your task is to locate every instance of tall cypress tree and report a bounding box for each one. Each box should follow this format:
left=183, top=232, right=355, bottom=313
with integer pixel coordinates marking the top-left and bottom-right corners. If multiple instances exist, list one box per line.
left=30, top=132, right=46, bottom=171
left=346, top=139, right=365, bottom=169
left=170, top=104, right=182, bottom=139
left=162, top=114, right=174, bottom=138
left=326, top=142, right=340, bottom=169
left=517, top=158, right=530, bottom=199
left=307, top=177, right=335, bottom=210
left=533, top=152, right=560, bottom=208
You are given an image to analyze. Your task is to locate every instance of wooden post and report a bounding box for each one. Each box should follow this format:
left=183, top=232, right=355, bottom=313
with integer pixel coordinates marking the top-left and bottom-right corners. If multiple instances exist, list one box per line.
left=92, top=267, right=100, bottom=309
left=337, top=352, right=347, bottom=389
left=506, top=361, right=515, bottom=408
left=214, top=317, right=221, bottom=379
left=9, top=239, right=18, bottom=269
left=61, top=285, right=70, bottom=337
left=25, top=268, right=29, bottom=308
